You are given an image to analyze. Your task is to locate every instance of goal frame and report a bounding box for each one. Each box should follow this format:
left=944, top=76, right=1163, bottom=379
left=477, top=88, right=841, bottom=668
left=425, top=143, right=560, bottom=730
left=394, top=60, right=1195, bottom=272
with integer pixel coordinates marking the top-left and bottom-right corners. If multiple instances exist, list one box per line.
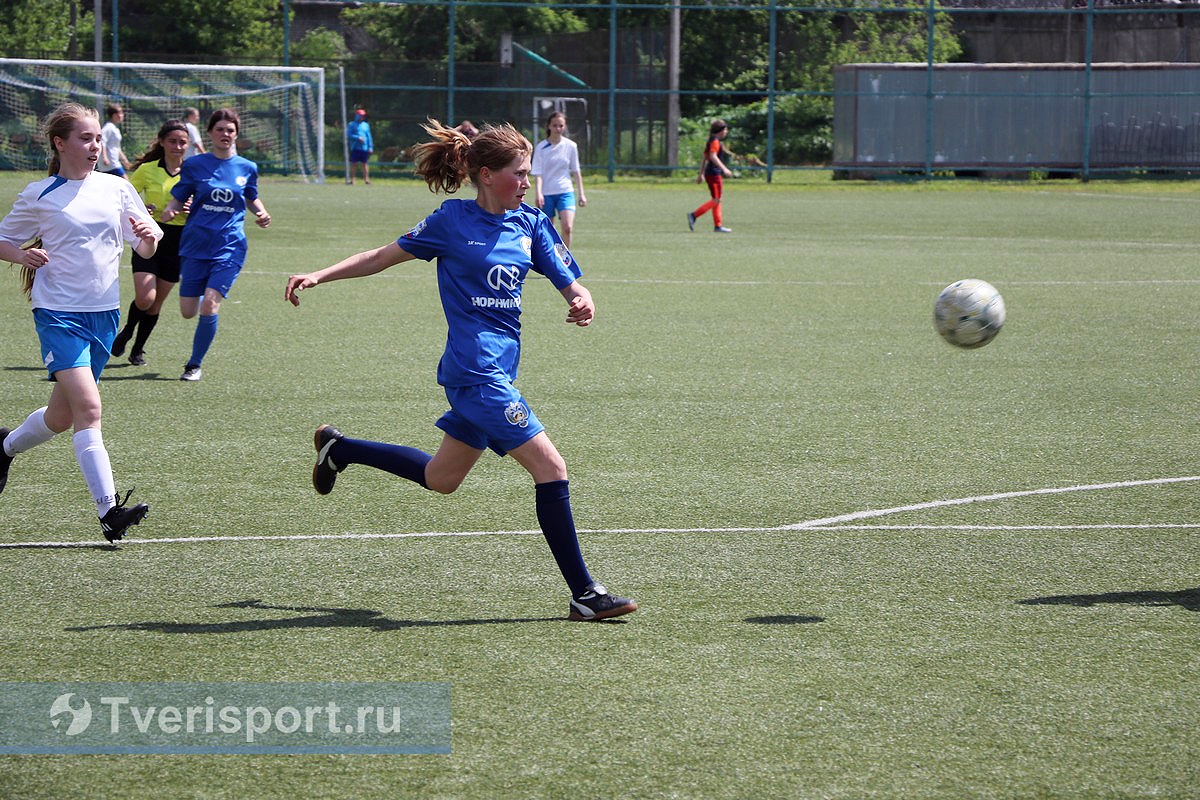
left=0, top=57, right=325, bottom=182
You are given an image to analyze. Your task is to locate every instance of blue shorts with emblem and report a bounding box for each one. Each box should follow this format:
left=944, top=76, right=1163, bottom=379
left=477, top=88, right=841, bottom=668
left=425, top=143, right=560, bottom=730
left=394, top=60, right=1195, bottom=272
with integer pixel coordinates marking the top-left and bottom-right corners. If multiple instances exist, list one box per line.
left=541, top=192, right=576, bottom=219
left=180, top=256, right=243, bottom=298
left=436, top=381, right=545, bottom=456
left=33, top=307, right=119, bottom=381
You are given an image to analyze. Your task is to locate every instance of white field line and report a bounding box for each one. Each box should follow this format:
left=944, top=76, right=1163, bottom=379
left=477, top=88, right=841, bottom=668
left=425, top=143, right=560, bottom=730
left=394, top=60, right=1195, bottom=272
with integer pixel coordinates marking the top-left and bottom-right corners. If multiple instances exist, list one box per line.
left=785, top=476, right=1200, bottom=529
left=0, top=476, right=1196, bottom=549
left=243, top=268, right=1200, bottom=289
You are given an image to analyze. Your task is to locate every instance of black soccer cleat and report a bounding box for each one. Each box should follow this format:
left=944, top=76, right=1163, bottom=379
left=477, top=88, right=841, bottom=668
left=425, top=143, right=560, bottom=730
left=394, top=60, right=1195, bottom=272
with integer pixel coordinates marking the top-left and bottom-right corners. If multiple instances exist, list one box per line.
left=110, top=330, right=130, bottom=358
left=100, top=489, right=149, bottom=542
left=0, top=428, right=12, bottom=495
left=312, top=424, right=346, bottom=495
left=568, top=583, right=639, bottom=622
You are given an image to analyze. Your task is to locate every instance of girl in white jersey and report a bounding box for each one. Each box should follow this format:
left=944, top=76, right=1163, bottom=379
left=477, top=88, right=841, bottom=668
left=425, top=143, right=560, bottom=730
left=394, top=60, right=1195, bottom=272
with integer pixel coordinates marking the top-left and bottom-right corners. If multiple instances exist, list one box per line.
left=0, top=103, right=161, bottom=542
left=100, top=103, right=132, bottom=178
left=285, top=120, right=636, bottom=623
left=531, top=112, right=587, bottom=249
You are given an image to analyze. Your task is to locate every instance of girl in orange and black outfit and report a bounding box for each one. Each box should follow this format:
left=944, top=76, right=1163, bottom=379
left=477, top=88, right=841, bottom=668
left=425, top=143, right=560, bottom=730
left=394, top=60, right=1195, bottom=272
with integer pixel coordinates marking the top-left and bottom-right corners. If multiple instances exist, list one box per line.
left=687, top=119, right=733, bottom=234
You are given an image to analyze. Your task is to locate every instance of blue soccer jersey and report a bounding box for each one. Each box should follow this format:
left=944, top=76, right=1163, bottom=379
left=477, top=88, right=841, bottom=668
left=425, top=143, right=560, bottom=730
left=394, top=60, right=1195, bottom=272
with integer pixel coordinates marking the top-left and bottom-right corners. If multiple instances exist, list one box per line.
left=398, top=199, right=582, bottom=387
left=171, top=152, right=260, bottom=263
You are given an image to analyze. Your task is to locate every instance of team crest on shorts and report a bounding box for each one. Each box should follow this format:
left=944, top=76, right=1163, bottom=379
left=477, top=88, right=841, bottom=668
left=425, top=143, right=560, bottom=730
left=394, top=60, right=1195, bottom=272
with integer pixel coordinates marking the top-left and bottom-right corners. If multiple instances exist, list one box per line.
left=504, top=400, right=531, bottom=428
left=554, top=243, right=571, bottom=267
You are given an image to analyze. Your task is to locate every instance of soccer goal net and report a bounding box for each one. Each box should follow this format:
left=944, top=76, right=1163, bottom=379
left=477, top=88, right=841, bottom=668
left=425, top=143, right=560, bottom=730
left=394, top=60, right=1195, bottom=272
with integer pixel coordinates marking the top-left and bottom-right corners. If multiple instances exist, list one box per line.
left=0, top=58, right=325, bottom=182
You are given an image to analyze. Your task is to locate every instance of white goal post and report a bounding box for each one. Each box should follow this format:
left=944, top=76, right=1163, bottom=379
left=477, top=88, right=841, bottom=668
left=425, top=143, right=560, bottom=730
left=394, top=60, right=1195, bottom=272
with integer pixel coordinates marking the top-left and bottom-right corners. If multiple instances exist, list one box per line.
left=0, top=58, right=325, bottom=182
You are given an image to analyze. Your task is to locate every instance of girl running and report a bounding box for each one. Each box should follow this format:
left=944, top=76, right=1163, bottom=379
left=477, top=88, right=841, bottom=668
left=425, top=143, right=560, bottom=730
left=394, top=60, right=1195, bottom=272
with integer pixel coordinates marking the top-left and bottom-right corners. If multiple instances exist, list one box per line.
left=163, top=108, right=271, bottom=382
left=0, top=102, right=161, bottom=541
left=285, top=119, right=637, bottom=622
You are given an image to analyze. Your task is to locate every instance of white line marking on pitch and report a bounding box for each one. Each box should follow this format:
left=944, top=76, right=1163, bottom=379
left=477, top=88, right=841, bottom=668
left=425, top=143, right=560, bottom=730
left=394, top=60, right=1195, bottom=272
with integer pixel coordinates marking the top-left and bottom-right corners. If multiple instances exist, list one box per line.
left=785, top=476, right=1200, bottom=529
left=1, top=476, right=1196, bottom=549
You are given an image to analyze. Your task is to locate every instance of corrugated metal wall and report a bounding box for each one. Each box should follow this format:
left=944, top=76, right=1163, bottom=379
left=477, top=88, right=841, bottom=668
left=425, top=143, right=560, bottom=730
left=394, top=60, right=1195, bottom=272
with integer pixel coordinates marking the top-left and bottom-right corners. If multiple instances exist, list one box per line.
left=834, top=63, right=1200, bottom=175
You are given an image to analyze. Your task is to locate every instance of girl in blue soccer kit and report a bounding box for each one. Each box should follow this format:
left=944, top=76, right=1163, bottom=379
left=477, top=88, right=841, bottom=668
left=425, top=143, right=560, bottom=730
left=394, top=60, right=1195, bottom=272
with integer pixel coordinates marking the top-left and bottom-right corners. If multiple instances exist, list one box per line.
left=285, top=120, right=637, bottom=622
left=163, top=108, right=271, bottom=382
left=0, top=103, right=161, bottom=541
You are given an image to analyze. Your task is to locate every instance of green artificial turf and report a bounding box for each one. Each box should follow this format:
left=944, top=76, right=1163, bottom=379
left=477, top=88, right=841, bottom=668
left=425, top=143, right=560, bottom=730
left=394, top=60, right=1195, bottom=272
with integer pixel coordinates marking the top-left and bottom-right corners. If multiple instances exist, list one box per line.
left=0, top=172, right=1196, bottom=798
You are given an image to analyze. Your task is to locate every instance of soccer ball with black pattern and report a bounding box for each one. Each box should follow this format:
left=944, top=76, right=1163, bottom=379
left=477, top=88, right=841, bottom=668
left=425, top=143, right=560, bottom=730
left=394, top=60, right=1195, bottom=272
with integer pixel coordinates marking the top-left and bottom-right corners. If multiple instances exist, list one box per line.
left=934, top=279, right=1006, bottom=349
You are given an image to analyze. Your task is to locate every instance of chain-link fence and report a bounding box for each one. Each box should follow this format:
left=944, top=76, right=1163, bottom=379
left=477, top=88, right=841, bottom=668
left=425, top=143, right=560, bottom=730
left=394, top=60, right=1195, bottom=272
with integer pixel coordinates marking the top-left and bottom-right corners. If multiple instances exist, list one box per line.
left=13, top=0, right=1200, bottom=180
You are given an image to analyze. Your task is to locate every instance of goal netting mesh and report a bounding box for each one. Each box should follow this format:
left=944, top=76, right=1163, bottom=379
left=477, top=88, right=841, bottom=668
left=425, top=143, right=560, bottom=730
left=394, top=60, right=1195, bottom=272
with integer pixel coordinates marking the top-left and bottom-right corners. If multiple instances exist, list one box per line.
left=0, top=58, right=325, bottom=182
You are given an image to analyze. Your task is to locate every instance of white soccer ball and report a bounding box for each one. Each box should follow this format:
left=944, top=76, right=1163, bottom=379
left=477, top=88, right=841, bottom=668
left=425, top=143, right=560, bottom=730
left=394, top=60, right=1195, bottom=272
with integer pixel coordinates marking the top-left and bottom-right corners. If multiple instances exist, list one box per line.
left=934, top=279, right=1006, bottom=349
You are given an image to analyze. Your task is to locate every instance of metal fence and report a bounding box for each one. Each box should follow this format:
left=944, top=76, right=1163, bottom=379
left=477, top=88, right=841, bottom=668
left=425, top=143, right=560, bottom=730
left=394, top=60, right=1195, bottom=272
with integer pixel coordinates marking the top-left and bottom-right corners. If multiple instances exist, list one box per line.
left=17, top=0, right=1200, bottom=180
left=316, top=0, right=1200, bottom=181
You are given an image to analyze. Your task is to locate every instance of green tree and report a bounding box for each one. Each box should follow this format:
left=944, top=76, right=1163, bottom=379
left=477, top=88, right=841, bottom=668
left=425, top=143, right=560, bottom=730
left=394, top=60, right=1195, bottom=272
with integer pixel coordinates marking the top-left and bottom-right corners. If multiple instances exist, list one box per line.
left=684, top=4, right=962, bottom=163
left=115, top=0, right=283, bottom=62
left=291, top=27, right=350, bottom=66
left=341, top=0, right=587, bottom=64
left=0, top=0, right=92, bottom=59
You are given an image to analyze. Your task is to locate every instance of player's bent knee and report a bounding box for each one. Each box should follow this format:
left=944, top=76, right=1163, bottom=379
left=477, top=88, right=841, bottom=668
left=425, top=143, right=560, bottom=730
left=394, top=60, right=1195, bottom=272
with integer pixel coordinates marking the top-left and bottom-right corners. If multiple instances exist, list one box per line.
left=424, top=469, right=466, bottom=495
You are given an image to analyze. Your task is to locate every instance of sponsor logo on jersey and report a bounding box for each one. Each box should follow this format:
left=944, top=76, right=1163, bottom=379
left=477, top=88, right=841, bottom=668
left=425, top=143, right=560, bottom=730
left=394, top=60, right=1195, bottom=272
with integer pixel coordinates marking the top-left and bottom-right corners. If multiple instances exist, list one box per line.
left=404, top=219, right=427, bottom=238
left=202, top=187, right=236, bottom=214
left=487, top=264, right=521, bottom=291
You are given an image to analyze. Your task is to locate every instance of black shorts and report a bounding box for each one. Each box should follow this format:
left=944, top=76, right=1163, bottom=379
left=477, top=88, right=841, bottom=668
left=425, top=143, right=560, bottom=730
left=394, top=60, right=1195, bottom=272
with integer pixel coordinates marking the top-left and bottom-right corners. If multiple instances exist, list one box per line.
left=131, top=223, right=183, bottom=283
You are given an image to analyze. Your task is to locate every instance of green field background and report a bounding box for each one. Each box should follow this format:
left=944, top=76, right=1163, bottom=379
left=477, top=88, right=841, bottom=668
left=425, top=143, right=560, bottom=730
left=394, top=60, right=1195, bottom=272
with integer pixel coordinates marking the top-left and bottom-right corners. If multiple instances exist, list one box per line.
left=0, top=172, right=1196, bottom=798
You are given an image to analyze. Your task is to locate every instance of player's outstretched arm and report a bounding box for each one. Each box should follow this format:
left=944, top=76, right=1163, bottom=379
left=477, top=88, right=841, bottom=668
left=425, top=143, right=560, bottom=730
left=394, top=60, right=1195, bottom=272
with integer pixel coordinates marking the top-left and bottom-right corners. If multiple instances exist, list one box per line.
left=560, top=280, right=594, bottom=327
left=286, top=240, right=415, bottom=306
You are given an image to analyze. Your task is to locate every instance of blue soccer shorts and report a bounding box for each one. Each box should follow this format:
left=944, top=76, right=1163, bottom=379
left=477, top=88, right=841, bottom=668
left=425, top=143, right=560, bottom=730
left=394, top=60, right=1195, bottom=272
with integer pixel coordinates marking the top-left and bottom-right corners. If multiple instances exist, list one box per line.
left=180, top=256, right=243, bottom=298
left=436, top=381, right=545, bottom=456
left=33, top=308, right=119, bottom=381
left=541, top=192, right=576, bottom=219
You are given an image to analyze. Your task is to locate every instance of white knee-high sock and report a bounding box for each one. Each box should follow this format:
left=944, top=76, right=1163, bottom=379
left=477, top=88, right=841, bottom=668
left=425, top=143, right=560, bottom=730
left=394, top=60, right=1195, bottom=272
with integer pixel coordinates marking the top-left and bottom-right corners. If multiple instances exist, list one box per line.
left=4, top=406, right=56, bottom=455
left=73, top=428, right=117, bottom=516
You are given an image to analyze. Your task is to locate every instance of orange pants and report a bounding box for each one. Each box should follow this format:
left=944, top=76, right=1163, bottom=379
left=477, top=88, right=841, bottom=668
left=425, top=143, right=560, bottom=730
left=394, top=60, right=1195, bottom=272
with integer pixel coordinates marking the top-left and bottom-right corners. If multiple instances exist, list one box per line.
left=692, top=174, right=724, bottom=227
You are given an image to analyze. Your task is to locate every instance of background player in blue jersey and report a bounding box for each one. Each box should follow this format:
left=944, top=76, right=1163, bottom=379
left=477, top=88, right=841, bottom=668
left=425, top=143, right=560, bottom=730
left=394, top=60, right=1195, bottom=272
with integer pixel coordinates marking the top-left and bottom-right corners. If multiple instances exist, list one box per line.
left=0, top=102, right=160, bottom=541
left=284, top=119, right=637, bottom=623
left=346, top=107, right=373, bottom=185
left=163, top=108, right=272, bottom=382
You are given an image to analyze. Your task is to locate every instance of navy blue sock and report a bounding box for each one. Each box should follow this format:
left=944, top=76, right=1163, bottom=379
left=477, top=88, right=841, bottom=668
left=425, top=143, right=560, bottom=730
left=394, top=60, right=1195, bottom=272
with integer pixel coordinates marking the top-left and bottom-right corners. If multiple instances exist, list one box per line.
left=535, top=480, right=593, bottom=597
left=333, top=436, right=430, bottom=489
left=188, top=313, right=218, bottom=367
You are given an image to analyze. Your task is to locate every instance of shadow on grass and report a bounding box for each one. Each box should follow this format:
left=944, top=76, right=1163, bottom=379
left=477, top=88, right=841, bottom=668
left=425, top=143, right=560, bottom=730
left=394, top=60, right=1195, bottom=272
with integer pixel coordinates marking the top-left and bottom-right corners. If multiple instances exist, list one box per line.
left=744, top=615, right=824, bottom=625
left=98, top=371, right=177, bottom=382
left=64, top=598, right=582, bottom=633
left=0, top=542, right=122, bottom=550
left=2, top=364, right=172, bottom=381
left=1018, top=587, right=1200, bottom=613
